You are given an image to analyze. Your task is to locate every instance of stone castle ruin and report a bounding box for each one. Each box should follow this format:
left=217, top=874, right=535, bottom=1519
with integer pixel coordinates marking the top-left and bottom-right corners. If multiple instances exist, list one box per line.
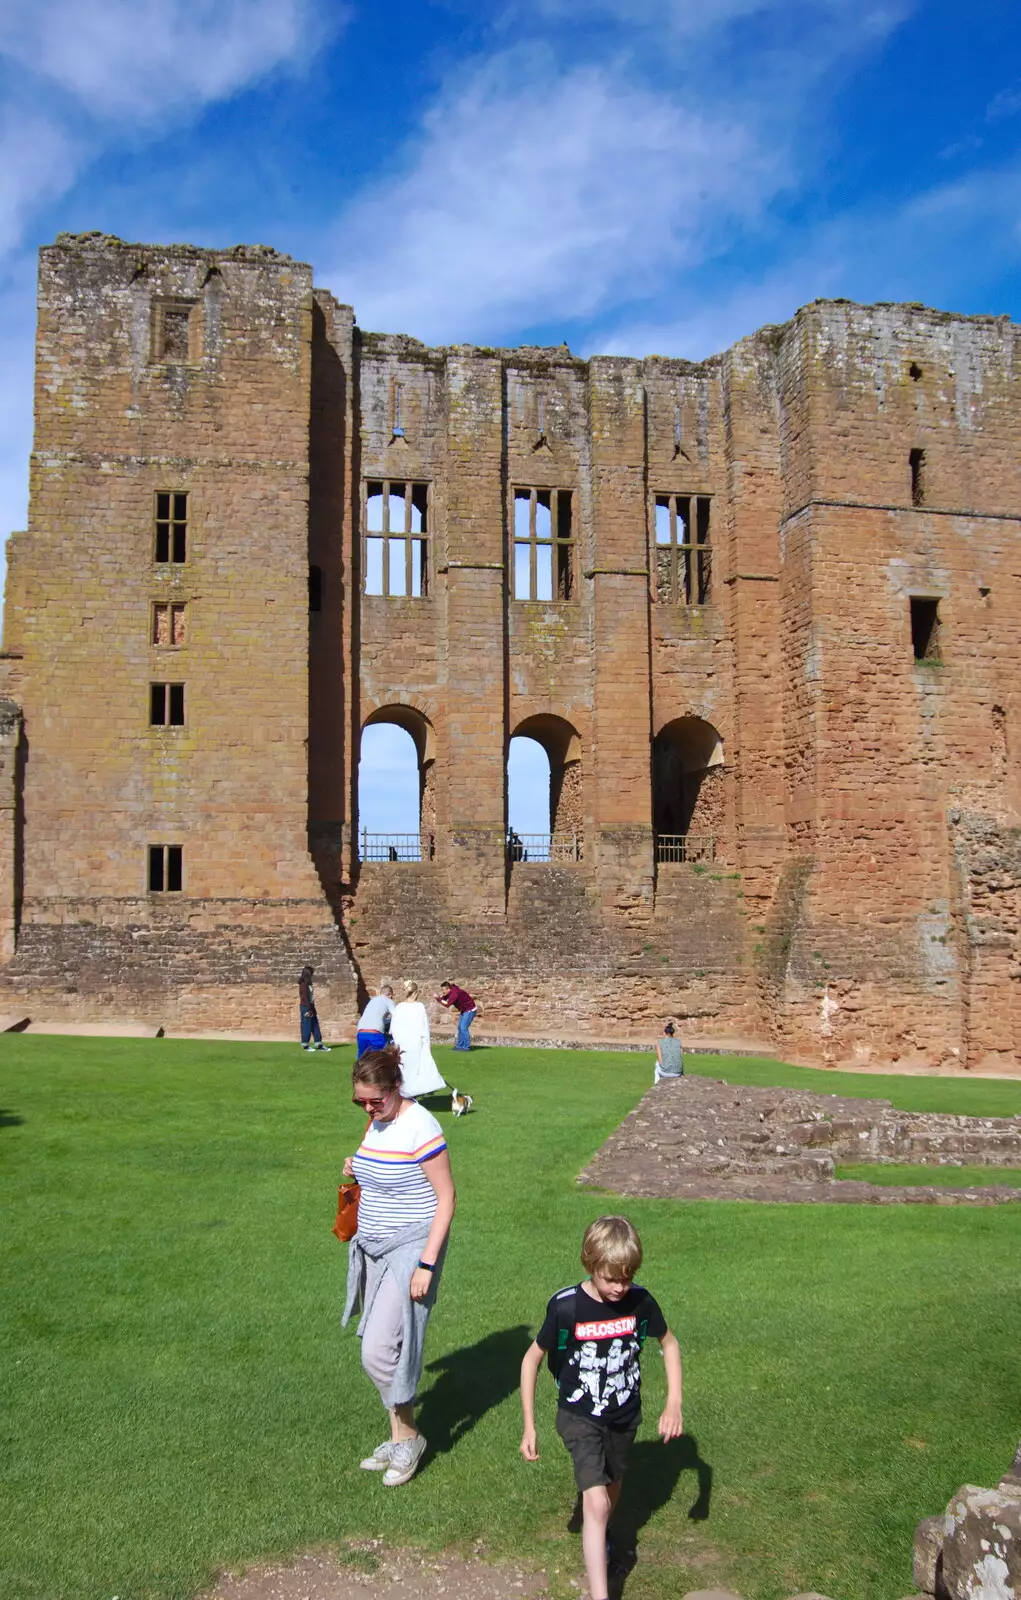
left=0, top=232, right=1019, bottom=1064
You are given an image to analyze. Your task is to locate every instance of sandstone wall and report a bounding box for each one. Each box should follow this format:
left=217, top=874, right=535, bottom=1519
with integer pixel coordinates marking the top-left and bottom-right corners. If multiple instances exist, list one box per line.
left=2, top=236, right=1020, bottom=1063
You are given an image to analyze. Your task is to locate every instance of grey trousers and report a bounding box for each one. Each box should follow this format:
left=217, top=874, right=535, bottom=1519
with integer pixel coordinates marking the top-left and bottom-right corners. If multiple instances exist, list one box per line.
left=360, top=1257, right=408, bottom=1406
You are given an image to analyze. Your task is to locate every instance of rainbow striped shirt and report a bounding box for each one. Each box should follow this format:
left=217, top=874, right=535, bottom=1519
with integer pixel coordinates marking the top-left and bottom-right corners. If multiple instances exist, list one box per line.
left=352, top=1100, right=447, bottom=1238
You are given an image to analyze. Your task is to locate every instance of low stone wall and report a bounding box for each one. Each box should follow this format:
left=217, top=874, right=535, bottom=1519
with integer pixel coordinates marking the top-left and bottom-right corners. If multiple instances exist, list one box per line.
left=578, top=1077, right=1021, bottom=1203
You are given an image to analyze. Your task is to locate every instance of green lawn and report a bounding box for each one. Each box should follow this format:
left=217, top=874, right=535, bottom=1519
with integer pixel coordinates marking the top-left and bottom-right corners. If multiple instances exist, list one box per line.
left=2, top=1037, right=1020, bottom=1600
left=836, top=1163, right=1021, bottom=1187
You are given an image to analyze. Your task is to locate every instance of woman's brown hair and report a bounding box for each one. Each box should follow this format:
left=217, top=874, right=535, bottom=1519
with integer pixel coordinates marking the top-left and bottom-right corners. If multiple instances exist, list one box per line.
left=352, top=1042, right=404, bottom=1094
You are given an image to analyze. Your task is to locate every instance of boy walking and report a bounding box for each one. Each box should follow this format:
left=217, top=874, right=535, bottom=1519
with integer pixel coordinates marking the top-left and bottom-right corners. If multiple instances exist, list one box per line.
left=520, top=1216, right=683, bottom=1600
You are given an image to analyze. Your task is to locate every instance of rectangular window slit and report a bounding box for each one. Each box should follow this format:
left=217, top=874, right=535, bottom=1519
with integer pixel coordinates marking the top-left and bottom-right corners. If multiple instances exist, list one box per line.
left=155, top=491, right=187, bottom=564
left=153, top=602, right=187, bottom=646
left=910, top=448, right=926, bottom=508
left=910, top=596, right=941, bottom=662
left=148, top=844, right=182, bottom=893
left=150, top=683, right=185, bottom=725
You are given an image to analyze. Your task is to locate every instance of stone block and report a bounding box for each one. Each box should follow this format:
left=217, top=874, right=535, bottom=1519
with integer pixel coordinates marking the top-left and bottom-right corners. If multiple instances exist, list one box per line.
left=680, top=1592, right=745, bottom=1600
left=1000, top=1440, right=1021, bottom=1490
left=913, top=1512, right=946, bottom=1595
left=941, top=1482, right=1021, bottom=1600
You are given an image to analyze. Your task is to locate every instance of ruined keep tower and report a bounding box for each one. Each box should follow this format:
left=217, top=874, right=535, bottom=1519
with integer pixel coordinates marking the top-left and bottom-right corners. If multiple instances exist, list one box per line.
left=1, top=231, right=1019, bottom=1068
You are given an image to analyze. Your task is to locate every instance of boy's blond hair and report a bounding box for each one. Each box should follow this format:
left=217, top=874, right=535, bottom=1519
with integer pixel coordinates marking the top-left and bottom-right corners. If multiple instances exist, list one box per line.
left=580, top=1215, right=643, bottom=1279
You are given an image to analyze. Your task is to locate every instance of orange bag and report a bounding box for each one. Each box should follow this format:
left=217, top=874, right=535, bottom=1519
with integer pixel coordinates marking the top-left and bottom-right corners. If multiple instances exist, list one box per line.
left=333, top=1180, right=360, bottom=1242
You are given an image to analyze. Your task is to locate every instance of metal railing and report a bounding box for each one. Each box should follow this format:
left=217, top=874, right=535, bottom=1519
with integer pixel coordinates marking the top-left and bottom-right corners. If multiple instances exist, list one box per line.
left=655, top=833, right=715, bottom=864
left=359, top=831, right=435, bottom=863
left=506, top=831, right=582, bottom=863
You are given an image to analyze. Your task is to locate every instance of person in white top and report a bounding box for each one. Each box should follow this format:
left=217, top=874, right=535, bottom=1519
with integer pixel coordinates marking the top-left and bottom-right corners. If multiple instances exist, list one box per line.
left=389, top=980, right=447, bottom=1099
left=342, top=1045, right=455, bottom=1488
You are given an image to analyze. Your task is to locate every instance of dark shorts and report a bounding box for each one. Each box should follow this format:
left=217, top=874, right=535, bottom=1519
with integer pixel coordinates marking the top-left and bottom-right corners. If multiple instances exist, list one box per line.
left=556, top=1407, right=640, bottom=1491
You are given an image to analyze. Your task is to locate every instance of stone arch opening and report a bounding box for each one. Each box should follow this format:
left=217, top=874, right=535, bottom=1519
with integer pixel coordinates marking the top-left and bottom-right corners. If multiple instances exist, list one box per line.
left=359, top=706, right=436, bottom=859
left=508, top=714, right=582, bottom=858
left=653, top=716, right=724, bottom=844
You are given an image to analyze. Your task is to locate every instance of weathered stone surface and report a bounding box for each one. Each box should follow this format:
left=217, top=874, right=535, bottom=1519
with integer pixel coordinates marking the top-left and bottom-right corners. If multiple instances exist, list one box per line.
left=941, top=1482, right=1021, bottom=1600
left=679, top=1591, right=746, bottom=1600
left=1001, top=1440, right=1021, bottom=1490
left=913, top=1513, right=946, bottom=1595
left=579, top=1077, right=1021, bottom=1203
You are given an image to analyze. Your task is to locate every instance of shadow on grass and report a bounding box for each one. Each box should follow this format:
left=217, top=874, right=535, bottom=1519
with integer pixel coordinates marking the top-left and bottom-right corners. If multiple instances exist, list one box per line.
left=566, top=1433, right=713, bottom=1598
left=418, top=1324, right=532, bottom=1453
left=0, top=1108, right=23, bottom=1127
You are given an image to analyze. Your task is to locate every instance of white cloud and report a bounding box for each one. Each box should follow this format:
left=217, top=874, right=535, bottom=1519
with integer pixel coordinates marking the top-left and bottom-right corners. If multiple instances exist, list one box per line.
left=0, top=0, right=340, bottom=591
left=513, top=0, right=908, bottom=50
left=324, top=53, right=784, bottom=343
left=594, top=160, right=1021, bottom=360
left=0, top=0, right=338, bottom=260
left=0, top=108, right=77, bottom=260
left=0, top=0, right=330, bottom=121
left=323, top=0, right=911, bottom=345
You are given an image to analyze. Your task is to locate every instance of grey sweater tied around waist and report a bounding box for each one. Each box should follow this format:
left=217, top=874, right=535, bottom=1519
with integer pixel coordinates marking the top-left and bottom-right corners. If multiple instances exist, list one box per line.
left=342, top=1221, right=445, bottom=1409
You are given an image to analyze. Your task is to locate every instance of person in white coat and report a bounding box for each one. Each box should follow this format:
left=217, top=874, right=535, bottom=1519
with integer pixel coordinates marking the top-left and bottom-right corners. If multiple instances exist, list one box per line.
left=390, top=981, right=447, bottom=1099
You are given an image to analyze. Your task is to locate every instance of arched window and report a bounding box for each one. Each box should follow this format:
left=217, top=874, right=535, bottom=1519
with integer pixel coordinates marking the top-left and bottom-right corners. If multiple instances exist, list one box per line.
left=358, top=708, right=436, bottom=861
left=507, top=715, right=582, bottom=862
left=653, top=717, right=723, bottom=862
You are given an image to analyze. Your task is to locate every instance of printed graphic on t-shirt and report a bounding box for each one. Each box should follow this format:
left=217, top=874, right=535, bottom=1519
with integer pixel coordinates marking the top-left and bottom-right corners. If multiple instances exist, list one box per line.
left=537, top=1285, right=667, bottom=1421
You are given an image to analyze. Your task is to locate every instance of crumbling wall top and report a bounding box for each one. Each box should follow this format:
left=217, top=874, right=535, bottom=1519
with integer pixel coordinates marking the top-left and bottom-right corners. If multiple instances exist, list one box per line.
left=49, top=232, right=301, bottom=266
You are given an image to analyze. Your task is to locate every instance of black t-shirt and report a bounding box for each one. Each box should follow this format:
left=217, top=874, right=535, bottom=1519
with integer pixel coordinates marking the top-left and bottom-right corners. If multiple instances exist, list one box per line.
left=536, top=1282, right=668, bottom=1424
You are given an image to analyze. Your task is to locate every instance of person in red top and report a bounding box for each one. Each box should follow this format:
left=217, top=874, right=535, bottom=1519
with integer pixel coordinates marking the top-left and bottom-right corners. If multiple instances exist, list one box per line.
left=435, top=980, right=477, bottom=1051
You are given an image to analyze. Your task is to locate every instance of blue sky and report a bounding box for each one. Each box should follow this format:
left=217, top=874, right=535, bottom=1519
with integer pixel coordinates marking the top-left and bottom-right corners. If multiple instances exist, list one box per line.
left=1, top=0, right=1019, bottom=836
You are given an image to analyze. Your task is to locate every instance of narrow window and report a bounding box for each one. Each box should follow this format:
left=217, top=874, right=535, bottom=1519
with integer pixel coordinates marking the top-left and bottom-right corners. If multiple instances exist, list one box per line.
left=309, top=565, right=322, bottom=613
left=155, top=492, right=187, bottom=563
left=909, top=448, right=926, bottom=508
left=152, top=602, right=187, bottom=646
left=652, top=493, right=712, bottom=604
left=154, top=302, right=194, bottom=363
left=150, top=683, right=185, bottom=726
left=148, top=844, right=183, bottom=892
left=512, top=487, right=574, bottom=600
left=910, top=597, right=941, bottom=662
left=363, top=480, right=429, bottom=597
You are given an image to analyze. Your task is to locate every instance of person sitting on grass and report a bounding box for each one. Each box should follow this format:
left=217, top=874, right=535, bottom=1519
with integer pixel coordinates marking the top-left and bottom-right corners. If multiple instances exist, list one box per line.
left=654, top=1020, right=683, bottom=1081
left=519, top=1215, right=683, bottom=1600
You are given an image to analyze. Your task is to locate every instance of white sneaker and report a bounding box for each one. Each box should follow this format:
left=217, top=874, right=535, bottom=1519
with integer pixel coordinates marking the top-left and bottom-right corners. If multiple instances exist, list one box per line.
left=316, top=1044, right=332, bottom=1052
left=382, top=1433, right=427, bottom=1486
left=359, top=1440, right=394, bottom=1471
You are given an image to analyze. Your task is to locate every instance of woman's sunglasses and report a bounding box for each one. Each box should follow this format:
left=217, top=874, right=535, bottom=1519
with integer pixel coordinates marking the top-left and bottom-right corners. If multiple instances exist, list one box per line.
left=352, top=1091, right=391, bottom=1112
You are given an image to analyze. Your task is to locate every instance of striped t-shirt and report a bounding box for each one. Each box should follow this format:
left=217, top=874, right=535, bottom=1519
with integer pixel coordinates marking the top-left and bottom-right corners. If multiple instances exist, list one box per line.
left=351, top=1100, right=446, bottom=1239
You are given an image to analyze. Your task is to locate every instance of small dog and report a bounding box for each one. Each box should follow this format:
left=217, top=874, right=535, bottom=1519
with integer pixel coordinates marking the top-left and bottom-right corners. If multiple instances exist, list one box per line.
left=451, top=1088, right=474, bottom=1117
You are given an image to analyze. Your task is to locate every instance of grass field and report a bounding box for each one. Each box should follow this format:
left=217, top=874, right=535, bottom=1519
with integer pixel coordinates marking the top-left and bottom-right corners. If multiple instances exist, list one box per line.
left=2, top=1037, right=1020, bottom=1600
left=835, top=1163, right=1021, bottom=1186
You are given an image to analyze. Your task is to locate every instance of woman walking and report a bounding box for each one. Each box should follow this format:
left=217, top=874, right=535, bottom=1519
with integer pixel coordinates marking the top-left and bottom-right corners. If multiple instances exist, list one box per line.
left=654, top=1020, right=684, bottom=1082
left=389, top=980, right=447, bottom=1099
left=342, top=1044, right=455, bottom=1486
